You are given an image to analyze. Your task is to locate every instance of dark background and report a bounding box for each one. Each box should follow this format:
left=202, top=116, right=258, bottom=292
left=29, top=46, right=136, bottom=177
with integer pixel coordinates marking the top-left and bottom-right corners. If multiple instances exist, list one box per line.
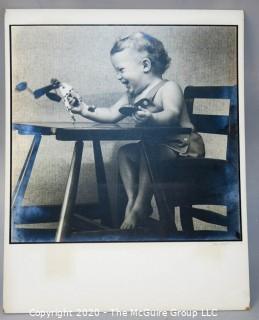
left=0, top=1, right=258, bottom=319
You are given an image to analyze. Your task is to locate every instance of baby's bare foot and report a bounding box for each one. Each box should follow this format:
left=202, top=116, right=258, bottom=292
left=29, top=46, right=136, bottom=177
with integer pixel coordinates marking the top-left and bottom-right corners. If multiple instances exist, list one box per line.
left=120, top=203, right=153, bottom=230
left=120, top=212, right=139, bottom=230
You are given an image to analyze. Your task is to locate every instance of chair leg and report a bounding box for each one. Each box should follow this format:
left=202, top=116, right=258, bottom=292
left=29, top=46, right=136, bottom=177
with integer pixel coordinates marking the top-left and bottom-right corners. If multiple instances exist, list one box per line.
left=180, top=206, right=194, bottom=234
left=55, top=141, right=83, bottom=242
left=227, top=201, right=241, bottom=239
left=141, top=142, right=177, bottom=235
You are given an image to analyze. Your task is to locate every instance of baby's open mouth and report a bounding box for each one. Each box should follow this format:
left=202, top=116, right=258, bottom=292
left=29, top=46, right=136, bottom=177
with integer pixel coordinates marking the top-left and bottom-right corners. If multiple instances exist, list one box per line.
left=122, top=80, right=131, bottom=90
left=121, top=80, right=129, bottom=86
left=120, top=80, right=134, bottom=93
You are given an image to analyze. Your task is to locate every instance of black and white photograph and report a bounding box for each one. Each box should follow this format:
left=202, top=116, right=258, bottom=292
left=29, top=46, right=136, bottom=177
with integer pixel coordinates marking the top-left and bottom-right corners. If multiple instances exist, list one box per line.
left=11, top=23, right=241, bottom=243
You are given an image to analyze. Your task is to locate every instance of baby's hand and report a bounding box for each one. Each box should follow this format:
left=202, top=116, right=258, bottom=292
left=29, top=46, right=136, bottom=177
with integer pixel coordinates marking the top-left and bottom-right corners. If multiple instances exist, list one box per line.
left=69, top=100, right=84, bottom=114
left=71, top=101, right=97, bottom=117
left=64, top=91, right=88, bottom=115
left=133, top=106, right=152, bottom=124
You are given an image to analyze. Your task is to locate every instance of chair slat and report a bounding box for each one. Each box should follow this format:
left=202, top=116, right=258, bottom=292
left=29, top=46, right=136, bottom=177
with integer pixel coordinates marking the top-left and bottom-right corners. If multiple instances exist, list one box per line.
left=184, top=86, right=236, bottom=100
left=191, top=115, right=229, bottom=134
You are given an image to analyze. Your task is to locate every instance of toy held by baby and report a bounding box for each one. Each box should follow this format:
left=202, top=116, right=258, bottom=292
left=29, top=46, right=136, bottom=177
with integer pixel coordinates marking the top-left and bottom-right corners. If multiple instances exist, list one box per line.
left=15, top=79, right=96, bottom=123
left=119, top=98, right=162, bottom=116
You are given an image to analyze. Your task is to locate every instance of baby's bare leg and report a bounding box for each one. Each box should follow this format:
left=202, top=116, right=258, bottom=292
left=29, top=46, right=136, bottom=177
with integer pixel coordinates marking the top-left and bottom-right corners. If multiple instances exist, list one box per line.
left=120, top=147, right=153, bottom=230
left=118, top=144, right=140, bottom=218
left=120, top=144, right=178, bottom=230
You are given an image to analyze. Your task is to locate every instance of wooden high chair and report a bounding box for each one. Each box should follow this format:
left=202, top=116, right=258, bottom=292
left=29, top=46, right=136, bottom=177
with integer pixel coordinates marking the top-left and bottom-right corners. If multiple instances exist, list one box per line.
left=143, top=85, right=241, bottom=240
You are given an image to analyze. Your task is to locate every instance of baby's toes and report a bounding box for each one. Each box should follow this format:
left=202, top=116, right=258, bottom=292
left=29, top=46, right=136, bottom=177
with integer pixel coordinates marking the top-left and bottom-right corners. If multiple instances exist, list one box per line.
left=120, top=220, right=133, bottom=230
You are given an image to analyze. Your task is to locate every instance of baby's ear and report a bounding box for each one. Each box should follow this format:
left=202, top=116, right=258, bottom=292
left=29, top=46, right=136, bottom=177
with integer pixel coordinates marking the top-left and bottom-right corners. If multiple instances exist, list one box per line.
left=142, top=58, right=152, bottom=73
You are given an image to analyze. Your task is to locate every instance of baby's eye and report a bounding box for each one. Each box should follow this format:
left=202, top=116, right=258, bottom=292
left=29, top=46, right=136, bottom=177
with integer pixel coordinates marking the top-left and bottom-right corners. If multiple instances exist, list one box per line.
left=119, top=68, right=125, bottom=72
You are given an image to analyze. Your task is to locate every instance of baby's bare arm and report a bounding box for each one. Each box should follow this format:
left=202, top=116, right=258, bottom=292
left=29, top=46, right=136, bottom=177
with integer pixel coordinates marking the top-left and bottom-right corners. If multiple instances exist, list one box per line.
left=71, top=93, right=128, bottom=123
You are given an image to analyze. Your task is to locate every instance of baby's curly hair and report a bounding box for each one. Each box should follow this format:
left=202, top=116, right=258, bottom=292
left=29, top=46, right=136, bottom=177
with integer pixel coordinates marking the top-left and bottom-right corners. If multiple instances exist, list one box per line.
left=110, top=32, right=171, bottom=76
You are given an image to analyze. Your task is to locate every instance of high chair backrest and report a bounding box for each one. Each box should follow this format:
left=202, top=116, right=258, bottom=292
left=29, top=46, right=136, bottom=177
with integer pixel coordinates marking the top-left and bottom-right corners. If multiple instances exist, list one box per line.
left=184, top=85, right=238, bottom=163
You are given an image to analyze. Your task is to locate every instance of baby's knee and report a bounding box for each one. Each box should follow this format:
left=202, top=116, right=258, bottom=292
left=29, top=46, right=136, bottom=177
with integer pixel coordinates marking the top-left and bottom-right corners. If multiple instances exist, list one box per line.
left=118, top=143, right=139, bottom=162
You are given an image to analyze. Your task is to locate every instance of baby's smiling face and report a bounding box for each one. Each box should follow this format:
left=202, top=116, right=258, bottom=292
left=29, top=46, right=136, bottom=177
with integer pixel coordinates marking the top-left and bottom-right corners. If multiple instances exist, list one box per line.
left=111, top=48, right=148, bottom=95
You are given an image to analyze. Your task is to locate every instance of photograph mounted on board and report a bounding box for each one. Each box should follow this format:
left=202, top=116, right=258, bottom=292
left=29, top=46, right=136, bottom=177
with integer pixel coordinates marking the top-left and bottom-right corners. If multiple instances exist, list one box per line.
left=10, top=23, right=241, bottom=243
